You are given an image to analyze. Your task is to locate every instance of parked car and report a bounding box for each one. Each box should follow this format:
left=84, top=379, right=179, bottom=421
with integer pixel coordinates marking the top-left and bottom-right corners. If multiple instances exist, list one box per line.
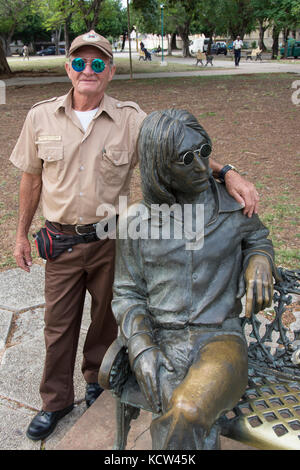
left=189, top=38, right=210, bottom=55
left=211, top=42, right=227, bottom=55
left=36, top=46, right=65, bottom=56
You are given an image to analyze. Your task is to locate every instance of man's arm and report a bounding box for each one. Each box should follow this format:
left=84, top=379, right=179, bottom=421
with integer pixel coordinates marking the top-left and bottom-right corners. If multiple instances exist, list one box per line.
left=14, top=172, right=42, bottom=272
left=210, top=158, right=259, bottom=217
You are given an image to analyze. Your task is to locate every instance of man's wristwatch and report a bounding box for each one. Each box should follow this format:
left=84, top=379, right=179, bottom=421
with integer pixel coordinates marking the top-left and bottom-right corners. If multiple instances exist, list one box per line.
left=218, top=164, right=239, bottom=183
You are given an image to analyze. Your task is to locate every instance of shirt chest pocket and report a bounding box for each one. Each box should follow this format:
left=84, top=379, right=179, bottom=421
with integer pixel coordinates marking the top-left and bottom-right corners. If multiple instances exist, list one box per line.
left=99, top=149, right=130, bottom=185
left=38, top=146, right=64, bottom=183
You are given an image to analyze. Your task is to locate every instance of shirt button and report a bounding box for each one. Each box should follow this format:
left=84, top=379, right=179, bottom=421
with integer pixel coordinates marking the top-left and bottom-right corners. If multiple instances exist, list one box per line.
left=192, top=273, right=198, bottom=281
left=80, top=165, right=84, bottom=171
left=117, top=103, right=121, bottom=107
left=79, top=192, right=83, bottom=196
left=79, top=217, right=83, bottom=222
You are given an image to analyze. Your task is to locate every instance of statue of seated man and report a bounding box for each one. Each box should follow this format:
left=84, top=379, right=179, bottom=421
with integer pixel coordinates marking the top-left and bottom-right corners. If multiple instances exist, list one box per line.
left=111, top=109, right=275, bottom=450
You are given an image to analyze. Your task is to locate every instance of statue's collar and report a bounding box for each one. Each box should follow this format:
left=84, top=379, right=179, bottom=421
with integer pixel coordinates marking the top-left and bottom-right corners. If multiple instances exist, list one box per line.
left=211, top=178, right=244, bottom=213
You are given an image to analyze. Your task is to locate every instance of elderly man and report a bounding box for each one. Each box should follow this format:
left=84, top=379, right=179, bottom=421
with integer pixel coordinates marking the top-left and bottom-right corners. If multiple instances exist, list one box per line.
left=112, top=109, right=274, bottom=450
left=11, top=30, right=259, bottom=441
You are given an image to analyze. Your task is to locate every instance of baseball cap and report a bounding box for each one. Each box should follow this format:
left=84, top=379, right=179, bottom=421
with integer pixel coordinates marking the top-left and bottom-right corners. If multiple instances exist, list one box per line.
left=69, top=30, right=113, bottom=58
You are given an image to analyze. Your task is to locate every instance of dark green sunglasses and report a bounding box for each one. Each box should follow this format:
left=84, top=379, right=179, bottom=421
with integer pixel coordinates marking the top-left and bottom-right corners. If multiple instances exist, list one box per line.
left=71, top=57, right=106, bottom=73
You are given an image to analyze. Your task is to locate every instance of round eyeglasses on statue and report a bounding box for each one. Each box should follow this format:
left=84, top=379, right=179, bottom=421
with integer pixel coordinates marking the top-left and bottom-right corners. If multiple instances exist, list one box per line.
left=71, top=57, right=106, bottom=74
left=178, top=143, right=212, bottom=166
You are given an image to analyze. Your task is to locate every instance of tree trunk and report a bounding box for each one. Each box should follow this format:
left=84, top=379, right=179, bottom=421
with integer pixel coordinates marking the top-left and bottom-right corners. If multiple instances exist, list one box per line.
left=207, top=33, right=214, bottom=55
left=178, top=23, right=191, bottom=57
left=54, top=28, right=61, bottom=55
left=283, top=28, right=290, bottom=58
left=258, top=21, right=267, bottom=51
left=3, top=30, right=15, bottom=56
left=121, top=33, right=126, bottom=51
left=171, top=32, right=178, bottom=50
left=167, top=34, right=172, bottom=55
left=0, top=40, right=12, bottom=75
left=271, top=26, right=280, bottom=60
left=64, top=15, right=72, bottom=56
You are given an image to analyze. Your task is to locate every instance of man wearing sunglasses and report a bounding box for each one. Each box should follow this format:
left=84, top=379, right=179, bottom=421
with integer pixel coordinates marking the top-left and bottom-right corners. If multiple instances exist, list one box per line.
left=10, top=30, right=259, bottom=441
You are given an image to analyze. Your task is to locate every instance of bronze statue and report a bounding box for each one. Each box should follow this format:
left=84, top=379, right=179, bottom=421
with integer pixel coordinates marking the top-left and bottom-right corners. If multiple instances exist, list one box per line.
left=111, top=109, right=275, bottom=450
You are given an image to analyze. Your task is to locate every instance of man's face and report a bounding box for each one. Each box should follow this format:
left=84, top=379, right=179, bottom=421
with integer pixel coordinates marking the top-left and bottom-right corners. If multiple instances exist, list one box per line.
left=65, top=46, right=116, bottom=98
left=170, top=127, right=210, bottom=195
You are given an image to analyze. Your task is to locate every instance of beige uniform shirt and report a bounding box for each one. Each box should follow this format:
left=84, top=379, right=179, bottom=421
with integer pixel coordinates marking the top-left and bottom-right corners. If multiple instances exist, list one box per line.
left=10, top=90, right=146, bottom=224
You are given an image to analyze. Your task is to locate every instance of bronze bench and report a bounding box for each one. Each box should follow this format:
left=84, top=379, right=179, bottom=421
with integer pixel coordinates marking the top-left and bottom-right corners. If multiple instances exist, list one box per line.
left=99, top=267, right=300, bottom=450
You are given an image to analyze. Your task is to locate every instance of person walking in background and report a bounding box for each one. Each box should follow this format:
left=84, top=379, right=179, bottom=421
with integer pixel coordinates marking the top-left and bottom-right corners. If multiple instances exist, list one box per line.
left=233, top=35, right=243, bottom=66
left=23, top=45, right=29, bottom=60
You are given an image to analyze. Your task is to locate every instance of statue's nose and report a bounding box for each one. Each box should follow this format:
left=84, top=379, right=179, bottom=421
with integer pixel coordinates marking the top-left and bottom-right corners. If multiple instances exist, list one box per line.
left=194, top=155, right=207, bottom=172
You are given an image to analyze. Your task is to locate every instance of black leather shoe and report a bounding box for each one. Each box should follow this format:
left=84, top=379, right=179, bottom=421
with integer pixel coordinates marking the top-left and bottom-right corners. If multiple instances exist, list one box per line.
left=26, top=404, right=74, bottom=441
left=85, top=382, right=103, bottom=407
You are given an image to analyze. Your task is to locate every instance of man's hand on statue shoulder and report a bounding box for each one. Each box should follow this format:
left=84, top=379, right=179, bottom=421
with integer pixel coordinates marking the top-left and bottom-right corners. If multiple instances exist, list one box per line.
left=210, top=159, right=259, bottom=217
left=224, top=170, right=259, bottom=218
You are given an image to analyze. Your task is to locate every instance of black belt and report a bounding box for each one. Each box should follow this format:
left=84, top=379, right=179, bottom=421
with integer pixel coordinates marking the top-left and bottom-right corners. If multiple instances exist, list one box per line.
left=51, top=222, right=97, bottom=236
left=51, top=215, right=119, bottom=236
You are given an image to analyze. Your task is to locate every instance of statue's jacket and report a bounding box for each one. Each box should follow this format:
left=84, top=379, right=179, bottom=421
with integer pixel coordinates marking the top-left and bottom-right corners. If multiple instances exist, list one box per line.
left=112, top=179, right=274, bottom=340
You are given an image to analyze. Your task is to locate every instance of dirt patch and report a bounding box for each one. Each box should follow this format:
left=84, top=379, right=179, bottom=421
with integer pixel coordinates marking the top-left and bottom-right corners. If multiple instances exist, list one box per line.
left=0, top=73, right=299, bottom=271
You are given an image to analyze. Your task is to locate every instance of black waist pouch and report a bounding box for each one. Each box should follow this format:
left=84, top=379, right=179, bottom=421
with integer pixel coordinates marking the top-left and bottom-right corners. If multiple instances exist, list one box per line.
left=33, top=221, right=98, bottom=261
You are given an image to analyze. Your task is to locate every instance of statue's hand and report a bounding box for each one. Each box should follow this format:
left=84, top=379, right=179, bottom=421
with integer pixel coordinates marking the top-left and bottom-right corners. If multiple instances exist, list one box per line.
left=245, top=255, right=273, bottom=318
left=134, top=348, right=174, bottom=413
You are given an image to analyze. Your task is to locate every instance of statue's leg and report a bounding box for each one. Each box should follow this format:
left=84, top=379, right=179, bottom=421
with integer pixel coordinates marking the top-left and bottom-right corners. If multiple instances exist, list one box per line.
left=114, top=397, right=140, bottom=450
left=150, top=334, right=248, bottom=450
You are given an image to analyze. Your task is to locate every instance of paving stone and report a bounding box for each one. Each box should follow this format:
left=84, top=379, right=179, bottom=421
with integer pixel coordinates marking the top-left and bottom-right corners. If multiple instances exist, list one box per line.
left=0, top=310, right=13, bottom=350
left=0, top=265, right=45, bottom=312
left=0, top=400, right=87, bottom=450
left=9, top=308, right=45, bottom=345
left=0, top=403, right=39, bottom=450
left=0, top=330, right=87, bottom=410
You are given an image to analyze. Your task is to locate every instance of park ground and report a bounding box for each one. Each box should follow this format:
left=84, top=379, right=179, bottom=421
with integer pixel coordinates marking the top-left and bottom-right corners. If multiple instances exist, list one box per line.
left=0, top=69, right=299, bottom=278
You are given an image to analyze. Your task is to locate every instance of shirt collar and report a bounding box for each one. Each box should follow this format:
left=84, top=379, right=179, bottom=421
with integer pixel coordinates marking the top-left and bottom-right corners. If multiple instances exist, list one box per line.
left=54, top=89, right=116, bottom=122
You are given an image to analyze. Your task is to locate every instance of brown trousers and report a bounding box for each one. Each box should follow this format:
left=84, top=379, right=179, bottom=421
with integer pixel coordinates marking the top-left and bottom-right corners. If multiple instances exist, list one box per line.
left=39, top=236, right=117, bottom=411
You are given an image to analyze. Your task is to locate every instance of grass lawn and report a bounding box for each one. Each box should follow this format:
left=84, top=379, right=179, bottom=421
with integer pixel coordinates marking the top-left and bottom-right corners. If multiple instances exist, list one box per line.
left=7, top=55, right=219, bottom=76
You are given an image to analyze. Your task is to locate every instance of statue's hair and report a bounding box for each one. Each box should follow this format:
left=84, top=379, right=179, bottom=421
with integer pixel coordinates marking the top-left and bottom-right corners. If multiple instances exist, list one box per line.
left=138, top=109, right=212, bottom=206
